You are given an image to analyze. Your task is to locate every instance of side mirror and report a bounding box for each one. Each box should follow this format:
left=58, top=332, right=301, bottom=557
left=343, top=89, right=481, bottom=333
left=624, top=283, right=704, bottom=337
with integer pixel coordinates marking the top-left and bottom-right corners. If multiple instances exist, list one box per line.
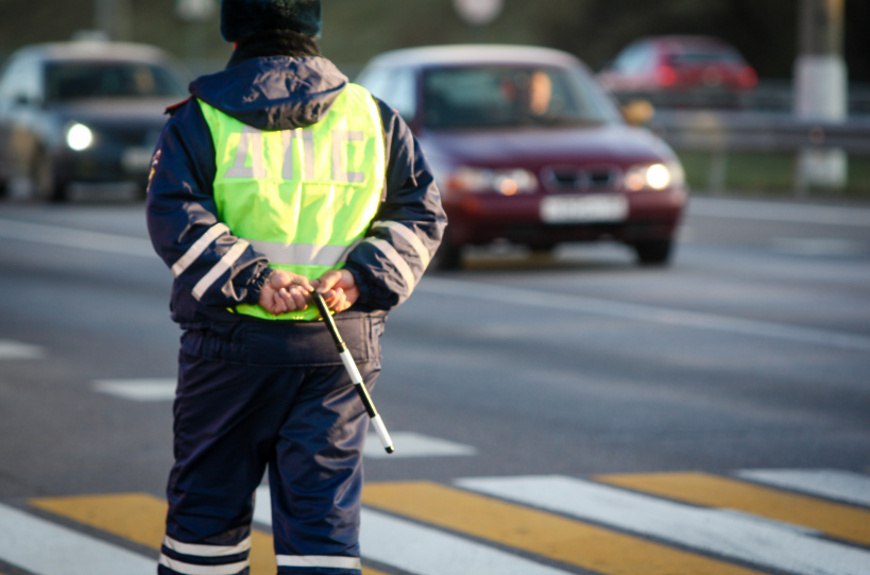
left=621, top=99, right=654, bottom=126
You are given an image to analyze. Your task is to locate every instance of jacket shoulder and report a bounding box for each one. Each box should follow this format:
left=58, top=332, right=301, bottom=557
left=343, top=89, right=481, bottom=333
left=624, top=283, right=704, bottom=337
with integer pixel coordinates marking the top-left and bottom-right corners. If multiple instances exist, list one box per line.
left=165, top=96, right=193, bottom=115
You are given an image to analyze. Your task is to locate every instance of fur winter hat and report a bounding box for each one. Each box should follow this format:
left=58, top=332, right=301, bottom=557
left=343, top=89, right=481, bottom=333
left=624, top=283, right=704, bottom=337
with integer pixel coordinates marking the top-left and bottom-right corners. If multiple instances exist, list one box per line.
left=221, top=0, right=322, bottom=41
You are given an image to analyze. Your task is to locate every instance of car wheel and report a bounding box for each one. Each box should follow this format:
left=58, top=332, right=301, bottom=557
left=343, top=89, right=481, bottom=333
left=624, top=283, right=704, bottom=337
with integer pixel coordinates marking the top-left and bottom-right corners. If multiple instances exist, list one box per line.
left=31, top=150, right=66, bottom=203
left=632, top=239, right=673, bottom=266
left=430, top=240, right=463, bottom=271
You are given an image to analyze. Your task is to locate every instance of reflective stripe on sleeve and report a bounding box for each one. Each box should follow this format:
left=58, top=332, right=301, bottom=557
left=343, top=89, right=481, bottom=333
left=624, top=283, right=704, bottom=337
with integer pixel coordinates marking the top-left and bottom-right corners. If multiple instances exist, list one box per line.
left=276, top=555, right=362, bottom=570
left=371, top=221, right=432, bottom=269
left=191, top=240, right=250, bottom=301
left=162, top=535, right=252, bottom=557
left=158, top=554, right=249, bottom=575
left=171, top=223, right=230, bottom=277
left=364, top=237, right=416, bottom=293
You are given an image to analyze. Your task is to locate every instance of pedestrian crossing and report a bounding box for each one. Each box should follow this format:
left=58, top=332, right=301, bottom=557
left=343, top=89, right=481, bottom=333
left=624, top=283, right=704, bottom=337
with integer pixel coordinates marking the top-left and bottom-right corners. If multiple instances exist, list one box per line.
left=2, top=468, right=868, bottom=575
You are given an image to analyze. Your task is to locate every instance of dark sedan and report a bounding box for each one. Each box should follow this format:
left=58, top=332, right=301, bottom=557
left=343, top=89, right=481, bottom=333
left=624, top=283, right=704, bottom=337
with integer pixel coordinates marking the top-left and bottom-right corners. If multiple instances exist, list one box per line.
left=356, top=45, right=688, bottom=268
left=0, top=40, right=188, bottom=202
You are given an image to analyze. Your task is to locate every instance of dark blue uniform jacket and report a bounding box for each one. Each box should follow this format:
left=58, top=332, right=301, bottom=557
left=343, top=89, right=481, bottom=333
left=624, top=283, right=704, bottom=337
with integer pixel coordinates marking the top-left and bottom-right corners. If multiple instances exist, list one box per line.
left=146, top=55, right=446, bottom=329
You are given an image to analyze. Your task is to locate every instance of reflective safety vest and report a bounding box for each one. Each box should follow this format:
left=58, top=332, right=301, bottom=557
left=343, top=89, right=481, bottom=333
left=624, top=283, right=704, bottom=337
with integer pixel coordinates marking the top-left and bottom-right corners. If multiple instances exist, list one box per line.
left=199, top=84, right=385, bottom=320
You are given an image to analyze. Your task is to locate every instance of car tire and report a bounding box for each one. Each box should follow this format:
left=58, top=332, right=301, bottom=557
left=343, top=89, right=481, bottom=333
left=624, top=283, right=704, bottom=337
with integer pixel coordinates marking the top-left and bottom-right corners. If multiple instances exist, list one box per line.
left=632, top=239, right=673, bottom=266
left=430, top=241, right=463, bottom=271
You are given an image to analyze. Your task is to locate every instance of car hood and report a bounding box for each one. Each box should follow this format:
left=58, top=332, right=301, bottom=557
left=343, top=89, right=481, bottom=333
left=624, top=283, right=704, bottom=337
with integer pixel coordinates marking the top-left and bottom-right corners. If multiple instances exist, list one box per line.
left=53, top=97, right=178, bottom=126
left=421, top=123, right=675, bottom=168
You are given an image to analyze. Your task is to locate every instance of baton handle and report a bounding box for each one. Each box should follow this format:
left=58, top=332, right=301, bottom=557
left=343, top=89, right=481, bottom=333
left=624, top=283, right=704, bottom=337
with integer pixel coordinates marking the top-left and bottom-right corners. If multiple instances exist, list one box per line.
left=313, top=292, right=395, bottom=454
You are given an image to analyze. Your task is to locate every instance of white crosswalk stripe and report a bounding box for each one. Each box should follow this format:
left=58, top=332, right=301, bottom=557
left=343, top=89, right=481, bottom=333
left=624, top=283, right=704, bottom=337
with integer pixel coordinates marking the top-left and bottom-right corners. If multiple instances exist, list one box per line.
left=360, top=508, right=574, bottom=575
left=458, top=474, right=870, bottom=575
left=4, top=469, right=869, bottom=575
left=0, top=503, right=154, bottom=575
left=737, top=468, right=870, bottom=507
left=253, top=485, right=573, bottom=575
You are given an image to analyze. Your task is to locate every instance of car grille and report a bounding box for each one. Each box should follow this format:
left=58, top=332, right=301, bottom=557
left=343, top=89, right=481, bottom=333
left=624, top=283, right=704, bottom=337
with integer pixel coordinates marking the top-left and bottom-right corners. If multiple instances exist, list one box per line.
left=97, top=125, right=162, bottom=148
left=542, top=166, right=619, bottom=193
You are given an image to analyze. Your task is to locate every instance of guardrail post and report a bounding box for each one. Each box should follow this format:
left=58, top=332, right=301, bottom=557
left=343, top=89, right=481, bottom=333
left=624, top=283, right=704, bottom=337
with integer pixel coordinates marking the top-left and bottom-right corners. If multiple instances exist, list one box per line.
left=708, top=149, right=728, bottom=195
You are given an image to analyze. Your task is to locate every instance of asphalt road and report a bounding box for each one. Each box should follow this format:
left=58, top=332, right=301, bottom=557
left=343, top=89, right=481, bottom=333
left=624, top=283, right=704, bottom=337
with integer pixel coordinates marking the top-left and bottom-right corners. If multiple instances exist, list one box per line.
left=1, top=196, right=868, bottom=575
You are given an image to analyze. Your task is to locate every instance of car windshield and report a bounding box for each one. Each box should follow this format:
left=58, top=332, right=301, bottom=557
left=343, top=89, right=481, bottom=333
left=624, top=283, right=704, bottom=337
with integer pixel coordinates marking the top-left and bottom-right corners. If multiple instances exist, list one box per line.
left=44, top=60, right=186, bottom=102
left=422, top=65, right=618, bottom=130
left=667, top=49, right=744, bottom=66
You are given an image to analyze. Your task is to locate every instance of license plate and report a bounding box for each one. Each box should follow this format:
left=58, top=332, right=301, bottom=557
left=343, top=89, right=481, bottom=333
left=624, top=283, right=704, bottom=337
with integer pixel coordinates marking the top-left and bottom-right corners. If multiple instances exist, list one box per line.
left=540, top=194, right=628, bottom=223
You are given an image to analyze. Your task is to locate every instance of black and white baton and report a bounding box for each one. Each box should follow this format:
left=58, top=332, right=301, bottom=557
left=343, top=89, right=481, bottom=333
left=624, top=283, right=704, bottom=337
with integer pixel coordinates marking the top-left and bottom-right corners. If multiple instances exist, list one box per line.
left=312, top=291, right=395, bottom=454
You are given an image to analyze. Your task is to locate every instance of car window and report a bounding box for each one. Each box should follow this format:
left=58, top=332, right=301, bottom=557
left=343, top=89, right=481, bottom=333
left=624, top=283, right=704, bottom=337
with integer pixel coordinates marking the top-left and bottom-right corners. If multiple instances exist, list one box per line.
left=612, top=43, right=651, bottom=74
left=356, top=65, right=416, bottom=122
left=43, top=61, right=186, bottom=102
left=0, top=55, right=40, bottom=103
left=422, top=65, right=618, bottom=129
left=667, top=48, right=744, bottom=67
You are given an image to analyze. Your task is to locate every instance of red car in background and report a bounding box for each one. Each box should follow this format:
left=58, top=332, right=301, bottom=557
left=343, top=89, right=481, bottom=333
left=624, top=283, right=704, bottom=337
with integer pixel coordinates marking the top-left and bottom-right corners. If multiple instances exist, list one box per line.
left=356, top=45, right=687, bottom=269
left=598, top=35, right=758, bottom=109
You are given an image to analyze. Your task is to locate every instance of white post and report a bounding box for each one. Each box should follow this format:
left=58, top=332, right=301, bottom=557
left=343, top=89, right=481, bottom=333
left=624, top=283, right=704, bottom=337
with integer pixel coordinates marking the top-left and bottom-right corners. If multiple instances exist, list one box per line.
left=794, top=0, right=848, bottom=192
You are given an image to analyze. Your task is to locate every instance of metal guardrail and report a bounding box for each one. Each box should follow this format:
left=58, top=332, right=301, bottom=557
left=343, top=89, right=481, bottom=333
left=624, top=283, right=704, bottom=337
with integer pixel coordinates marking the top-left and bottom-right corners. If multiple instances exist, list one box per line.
left=648, top=111, right=870, bottom=156
left=642, top=109, right=870, bottom=194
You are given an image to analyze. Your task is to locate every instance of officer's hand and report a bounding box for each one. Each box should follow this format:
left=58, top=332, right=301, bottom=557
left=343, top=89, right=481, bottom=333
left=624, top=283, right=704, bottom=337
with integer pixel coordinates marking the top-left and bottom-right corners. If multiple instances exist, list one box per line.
left=314, top=269, right=359, bottom=313
left=259, top=269, right=313, bottom=315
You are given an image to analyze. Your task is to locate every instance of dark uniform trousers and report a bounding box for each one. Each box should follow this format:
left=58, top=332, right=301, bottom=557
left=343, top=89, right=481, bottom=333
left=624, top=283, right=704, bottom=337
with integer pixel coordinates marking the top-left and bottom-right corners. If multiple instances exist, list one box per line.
left=158, top=313, right=383, bottom=575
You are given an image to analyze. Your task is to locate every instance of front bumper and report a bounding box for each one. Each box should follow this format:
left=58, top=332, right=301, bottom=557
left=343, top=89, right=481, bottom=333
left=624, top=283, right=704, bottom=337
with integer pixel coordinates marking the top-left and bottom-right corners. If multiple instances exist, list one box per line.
left=444, top=187, right=687, bottom=249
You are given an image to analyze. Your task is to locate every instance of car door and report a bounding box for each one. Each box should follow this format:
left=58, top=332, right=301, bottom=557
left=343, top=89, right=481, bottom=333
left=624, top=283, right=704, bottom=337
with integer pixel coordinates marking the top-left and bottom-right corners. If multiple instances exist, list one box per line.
left=0, top=52, right=42, bottom=187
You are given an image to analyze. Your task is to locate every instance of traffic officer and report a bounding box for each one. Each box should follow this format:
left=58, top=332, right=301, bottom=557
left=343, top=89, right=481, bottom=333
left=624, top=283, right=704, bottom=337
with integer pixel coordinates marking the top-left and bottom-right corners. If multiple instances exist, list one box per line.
left=145, top=1, right=446, bottom=573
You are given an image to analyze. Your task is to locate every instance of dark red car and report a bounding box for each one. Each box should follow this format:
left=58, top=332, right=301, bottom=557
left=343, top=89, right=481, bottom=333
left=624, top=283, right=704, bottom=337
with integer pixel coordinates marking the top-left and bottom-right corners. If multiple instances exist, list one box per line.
left=598, top=35, right=758, bottom=109
left=356, top=45, right=688, bottom=269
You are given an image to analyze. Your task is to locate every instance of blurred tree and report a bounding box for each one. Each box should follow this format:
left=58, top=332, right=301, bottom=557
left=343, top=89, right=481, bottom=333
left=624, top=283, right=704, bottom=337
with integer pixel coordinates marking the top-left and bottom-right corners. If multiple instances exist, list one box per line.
left=0, top=0, right=867, bottom=83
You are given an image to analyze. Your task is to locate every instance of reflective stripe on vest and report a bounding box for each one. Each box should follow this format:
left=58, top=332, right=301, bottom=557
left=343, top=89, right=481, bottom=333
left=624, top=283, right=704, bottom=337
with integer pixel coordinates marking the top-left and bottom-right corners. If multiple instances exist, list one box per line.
left=198, top=84, right=385, bottom=320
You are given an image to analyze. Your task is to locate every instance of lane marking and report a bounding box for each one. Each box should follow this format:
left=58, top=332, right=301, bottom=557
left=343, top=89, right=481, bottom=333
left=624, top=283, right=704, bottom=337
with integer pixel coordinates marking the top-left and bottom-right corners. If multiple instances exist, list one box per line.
left=0, top=218, right=153, bottom=258
left=255, top=485, right=575, bottom=575
left=92, top=379, right=176, bottom=401
left=688, top=198, right=870, bottom=227
left=92, top=380, right=478, bottom=457
left=33, top=492, right=379, bottom=575
left=93, top=380, right=478, bottom=459
left=420, top=276, right=870, bottom=352
left=770, top=237, right=864, bottom=257
left=32, top=493, right=167, bottom=551
left=361, top=508, right=574, bottom=575
left=363, top=431, right=476, bottom=459
left=459, top=475, right=870, bottom=575
left=737, top=469, right=870, bottom=507
left=12, top=470, right=870, bottom=575
left=0, top=502, right=154, bottom=575
left=32, top=493, right=277, bottom=575
left=596, top=471, right=870, bottom=546
left=5, top=215, right=868, bottom=352
left=0, top=340, right=44, bottom=360
left=363, top=481, right=762, bottom=575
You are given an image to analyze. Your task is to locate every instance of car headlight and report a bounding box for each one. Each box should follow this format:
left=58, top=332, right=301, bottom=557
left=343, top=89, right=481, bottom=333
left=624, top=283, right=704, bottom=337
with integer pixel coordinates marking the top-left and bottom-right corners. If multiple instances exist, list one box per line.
left=624, top=161, right=684, bottom=191
left=448, top=167, right=538, bottom=196
left=65, top=122, right=94, bottom=151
